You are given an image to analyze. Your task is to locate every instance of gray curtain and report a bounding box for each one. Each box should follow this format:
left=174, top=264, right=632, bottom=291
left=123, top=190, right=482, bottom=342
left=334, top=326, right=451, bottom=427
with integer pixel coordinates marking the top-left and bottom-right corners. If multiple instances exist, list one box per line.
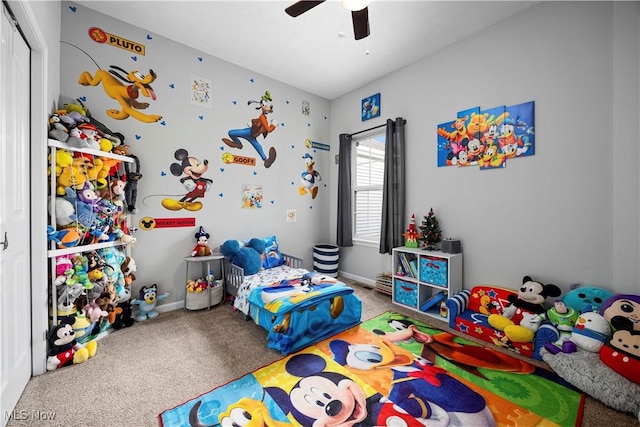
left=336, top=133, right=353, bottom=247
left=379, top=117, right=406, bottom=254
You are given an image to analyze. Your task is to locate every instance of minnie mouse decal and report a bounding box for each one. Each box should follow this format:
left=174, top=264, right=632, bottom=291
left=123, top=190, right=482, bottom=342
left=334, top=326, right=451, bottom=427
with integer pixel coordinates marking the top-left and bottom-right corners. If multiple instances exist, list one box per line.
left=161, top=149, right=212, bottom=211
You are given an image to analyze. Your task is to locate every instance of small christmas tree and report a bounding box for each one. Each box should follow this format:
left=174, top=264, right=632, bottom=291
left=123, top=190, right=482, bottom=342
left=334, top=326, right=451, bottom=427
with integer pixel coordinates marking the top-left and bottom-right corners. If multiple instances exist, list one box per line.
left=420, top=208, right=442, bottom=250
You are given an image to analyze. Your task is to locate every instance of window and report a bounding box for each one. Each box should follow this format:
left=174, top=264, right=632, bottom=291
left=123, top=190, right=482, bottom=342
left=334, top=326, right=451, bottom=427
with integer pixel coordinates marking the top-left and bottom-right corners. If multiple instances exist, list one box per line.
left=352, top=130, right=385, bottom=245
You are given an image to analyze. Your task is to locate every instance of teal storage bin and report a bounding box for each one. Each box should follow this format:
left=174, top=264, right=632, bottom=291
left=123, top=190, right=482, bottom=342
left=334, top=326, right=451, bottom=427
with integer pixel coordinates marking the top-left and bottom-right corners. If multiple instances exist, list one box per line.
left=420, top=256, right=448, bottom=287
left=394, top=279, right=418, bottom=308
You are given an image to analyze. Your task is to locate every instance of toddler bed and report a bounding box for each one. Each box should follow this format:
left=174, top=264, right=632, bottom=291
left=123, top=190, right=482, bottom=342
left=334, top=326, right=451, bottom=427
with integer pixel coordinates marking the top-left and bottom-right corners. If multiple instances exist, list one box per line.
left=223, top=244, right=361, bottom=355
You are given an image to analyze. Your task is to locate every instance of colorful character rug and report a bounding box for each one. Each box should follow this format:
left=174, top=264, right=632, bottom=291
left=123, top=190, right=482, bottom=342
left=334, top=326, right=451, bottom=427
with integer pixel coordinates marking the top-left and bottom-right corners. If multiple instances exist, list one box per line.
left=159, top=311, right=584, bottom=426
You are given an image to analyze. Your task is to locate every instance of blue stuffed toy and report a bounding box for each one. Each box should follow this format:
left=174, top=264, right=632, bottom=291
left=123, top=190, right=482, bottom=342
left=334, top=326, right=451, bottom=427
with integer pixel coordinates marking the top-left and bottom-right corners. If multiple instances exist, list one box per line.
left=562, top=284, right=614, bottom=314
left=221, top=238, right=266, bottom=275
left=131, top=284, right=169, bottom=321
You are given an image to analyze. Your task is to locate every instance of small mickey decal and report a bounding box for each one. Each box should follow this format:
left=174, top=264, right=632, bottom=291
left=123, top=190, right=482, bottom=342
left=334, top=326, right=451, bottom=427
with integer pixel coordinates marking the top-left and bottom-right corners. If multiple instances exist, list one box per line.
left=139, top=216, right=156, bottom=230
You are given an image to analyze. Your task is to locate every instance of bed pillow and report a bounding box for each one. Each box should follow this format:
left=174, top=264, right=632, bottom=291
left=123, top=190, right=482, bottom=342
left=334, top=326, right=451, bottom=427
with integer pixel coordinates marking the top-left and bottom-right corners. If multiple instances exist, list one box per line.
left=262, top=235, right=284, bottom=269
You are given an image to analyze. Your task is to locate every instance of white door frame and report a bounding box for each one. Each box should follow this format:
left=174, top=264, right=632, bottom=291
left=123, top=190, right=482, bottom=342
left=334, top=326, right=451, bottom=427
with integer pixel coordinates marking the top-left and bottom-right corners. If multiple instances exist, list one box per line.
left=8, top=0, right=50, bottom=376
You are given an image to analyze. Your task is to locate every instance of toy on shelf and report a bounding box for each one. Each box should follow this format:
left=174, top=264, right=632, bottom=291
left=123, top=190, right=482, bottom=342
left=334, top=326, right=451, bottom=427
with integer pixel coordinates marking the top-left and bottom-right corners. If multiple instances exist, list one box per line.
left=121, top=256, right=137, bottom=288
left=123, top=153, right=142, bottom=213
left=191, top=226, right=213, bottom=257
left=402, top=214, right=422, bottom=248
left=131, top=284, right=169, bottom=321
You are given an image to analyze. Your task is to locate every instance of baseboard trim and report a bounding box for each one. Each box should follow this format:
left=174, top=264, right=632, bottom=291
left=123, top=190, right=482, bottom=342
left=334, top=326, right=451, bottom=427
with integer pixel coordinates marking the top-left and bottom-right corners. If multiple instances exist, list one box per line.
left=157, top=301, right=184, bottom=313
left=337, top=271, right=375, bottom=288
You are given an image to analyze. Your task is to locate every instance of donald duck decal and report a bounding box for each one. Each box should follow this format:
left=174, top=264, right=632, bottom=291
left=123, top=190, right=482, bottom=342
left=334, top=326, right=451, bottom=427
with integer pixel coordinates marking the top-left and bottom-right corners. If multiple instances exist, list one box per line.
left=299, top=153, right=321, bottom=199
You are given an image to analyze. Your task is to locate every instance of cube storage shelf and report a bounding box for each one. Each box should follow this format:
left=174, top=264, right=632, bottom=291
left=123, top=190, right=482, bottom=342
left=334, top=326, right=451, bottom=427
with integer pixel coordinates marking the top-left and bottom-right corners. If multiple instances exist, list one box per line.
left=391, top=247, right=462, bottom=321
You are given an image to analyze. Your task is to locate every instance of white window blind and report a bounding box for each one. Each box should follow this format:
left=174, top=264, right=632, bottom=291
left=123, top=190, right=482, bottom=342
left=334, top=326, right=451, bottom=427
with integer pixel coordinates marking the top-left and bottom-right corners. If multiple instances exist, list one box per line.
left=353, top=131, right=385, bottom=242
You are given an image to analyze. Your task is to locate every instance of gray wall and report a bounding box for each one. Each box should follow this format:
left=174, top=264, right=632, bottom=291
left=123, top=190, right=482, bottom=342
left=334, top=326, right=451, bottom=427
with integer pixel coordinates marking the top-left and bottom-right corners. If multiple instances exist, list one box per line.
left=59, top=2, right=332, bottom=309
left=330, top=2, right=640, bottom=296
left=54, top=2, right=640, bottom=308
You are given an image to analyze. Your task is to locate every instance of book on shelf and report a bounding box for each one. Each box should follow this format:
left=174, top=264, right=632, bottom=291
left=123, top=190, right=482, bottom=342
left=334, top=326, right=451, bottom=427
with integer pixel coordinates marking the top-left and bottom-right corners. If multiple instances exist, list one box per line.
left=399, top=253, right=416, bottom=278
left=409, top=259, right=418, bottom=278
left=420, top=290, right=446, bottom=312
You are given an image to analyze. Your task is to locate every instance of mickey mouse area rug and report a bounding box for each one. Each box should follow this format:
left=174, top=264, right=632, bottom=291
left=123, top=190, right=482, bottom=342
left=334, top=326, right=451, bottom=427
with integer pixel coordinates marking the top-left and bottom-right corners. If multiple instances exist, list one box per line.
left=159, top=311, right=584, bottom=426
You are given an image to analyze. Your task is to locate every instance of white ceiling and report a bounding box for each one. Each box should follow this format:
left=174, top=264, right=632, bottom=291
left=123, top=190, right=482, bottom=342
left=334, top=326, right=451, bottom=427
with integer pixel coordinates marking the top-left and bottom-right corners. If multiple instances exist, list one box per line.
left=75, top=0, right=538, bottom=100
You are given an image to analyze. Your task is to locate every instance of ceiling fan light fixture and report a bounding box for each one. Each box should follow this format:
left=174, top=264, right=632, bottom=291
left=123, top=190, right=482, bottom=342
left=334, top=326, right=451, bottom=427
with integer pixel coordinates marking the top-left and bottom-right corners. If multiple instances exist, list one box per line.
left=342, top=0, right=369, bottom=12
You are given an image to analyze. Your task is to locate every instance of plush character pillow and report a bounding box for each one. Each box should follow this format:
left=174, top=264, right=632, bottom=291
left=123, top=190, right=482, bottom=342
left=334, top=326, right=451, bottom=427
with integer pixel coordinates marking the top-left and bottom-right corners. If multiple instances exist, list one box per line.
left=600, top=294, right=640, bottom=332
left=562, top=284, right=614, bottom=314
left=598, top=293, right=640, bottom=383
left=221, top=238, right=266, bottom=276
left=262, top=235, right=284, bottom=269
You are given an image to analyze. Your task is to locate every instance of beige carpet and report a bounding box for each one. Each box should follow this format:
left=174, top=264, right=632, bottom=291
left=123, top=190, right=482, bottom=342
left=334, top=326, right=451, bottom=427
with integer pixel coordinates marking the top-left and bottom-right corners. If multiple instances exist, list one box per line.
left=7, top=280, right=639, bottom=426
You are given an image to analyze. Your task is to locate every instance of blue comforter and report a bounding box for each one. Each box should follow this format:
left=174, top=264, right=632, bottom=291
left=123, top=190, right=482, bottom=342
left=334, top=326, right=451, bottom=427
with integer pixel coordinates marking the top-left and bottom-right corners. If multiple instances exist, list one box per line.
left=247, top=273, right=362, bottom=354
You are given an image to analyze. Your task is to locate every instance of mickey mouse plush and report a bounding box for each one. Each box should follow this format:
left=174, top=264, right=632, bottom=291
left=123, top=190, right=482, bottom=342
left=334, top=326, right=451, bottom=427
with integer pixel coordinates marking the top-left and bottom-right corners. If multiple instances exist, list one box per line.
left=599, top=294, right=640, bottom=383
left=46, top=316, right=97, bottom=371
left=489, top=275, right=561, bottom=343
left=191, top=226, right=212, bottom=257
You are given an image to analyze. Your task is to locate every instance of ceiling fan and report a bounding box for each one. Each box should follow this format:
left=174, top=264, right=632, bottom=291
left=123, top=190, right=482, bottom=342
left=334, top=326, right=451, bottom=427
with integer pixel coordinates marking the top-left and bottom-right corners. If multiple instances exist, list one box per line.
left=285, top=0, right=370, bottom=40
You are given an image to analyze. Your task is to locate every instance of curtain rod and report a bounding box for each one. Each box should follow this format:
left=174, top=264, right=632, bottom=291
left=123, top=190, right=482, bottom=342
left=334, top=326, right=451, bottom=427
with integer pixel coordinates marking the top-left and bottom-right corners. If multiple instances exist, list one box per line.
left=348, top=118, right=406, bottom=137
left=348, top=123, right=387, bottom=137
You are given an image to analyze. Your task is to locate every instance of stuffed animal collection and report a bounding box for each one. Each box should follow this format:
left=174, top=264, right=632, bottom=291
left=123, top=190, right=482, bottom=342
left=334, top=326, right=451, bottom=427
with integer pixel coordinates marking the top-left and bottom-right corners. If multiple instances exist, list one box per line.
left=48, top=101, right=139, bottom=251
left=542, top=284, right=616, bottom=354
left=540, top=285, right=640, bottom=386
left=52, top=246, right=135, bottom=339
left=47, top=100, right=146, bottom=367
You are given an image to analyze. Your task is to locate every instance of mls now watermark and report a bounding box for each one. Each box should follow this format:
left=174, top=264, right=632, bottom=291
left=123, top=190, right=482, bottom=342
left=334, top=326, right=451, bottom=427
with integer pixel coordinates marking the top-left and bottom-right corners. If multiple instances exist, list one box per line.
left=5, top=409, right=56, bottom=421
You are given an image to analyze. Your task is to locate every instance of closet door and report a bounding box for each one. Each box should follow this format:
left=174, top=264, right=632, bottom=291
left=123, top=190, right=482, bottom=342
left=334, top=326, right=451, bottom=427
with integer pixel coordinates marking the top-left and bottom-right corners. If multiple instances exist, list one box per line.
left=0, top=4, right=32, bottom=425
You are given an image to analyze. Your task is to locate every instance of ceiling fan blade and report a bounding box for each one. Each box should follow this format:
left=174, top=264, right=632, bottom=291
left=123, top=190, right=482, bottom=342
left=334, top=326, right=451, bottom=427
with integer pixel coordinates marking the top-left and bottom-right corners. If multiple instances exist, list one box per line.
left=285, top=1, right=326, bottom=17
left=351, top=7, right=370, bottom=40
